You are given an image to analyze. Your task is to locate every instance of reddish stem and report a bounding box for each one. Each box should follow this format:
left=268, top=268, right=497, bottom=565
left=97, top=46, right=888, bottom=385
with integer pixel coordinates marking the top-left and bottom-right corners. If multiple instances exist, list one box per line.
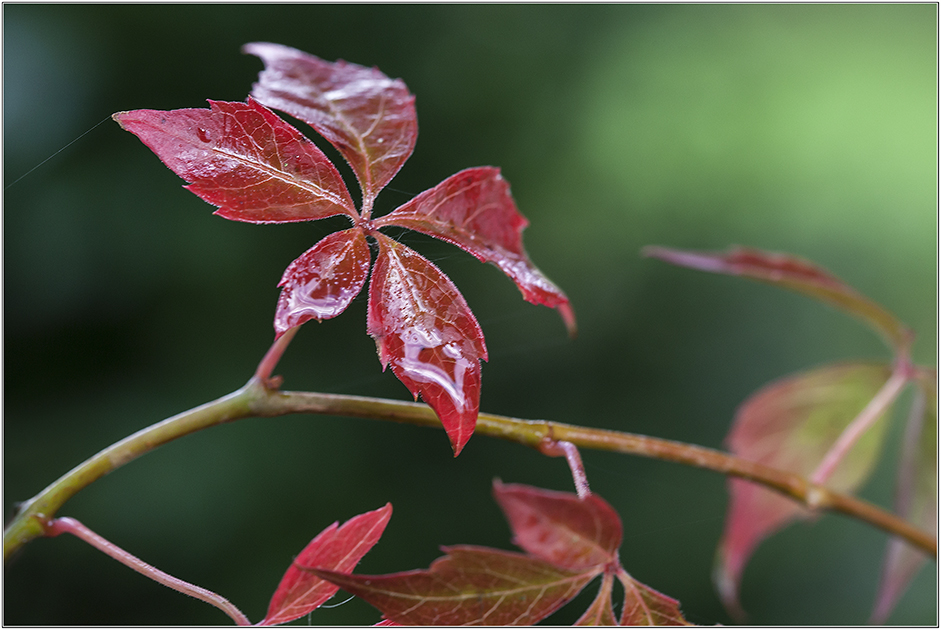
left=47, top=517, right=250, bottom=626
left=539, top=438, right=590, bottom=498
left=254, top=326, right=298, bottom=385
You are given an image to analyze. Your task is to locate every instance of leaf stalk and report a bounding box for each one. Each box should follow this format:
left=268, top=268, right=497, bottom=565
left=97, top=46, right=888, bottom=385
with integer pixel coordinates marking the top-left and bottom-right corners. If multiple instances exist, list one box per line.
left=47, top=517, right=250, bottom=625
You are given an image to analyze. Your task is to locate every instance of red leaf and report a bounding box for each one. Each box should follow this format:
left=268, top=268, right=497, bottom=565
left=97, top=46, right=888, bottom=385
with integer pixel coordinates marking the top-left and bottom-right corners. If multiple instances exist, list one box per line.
left=643, top=245, right=911, bottom=350
left=871, top=371, right=937, bottom=623
left=617, top=569, right=690, bottom=626
left=714, top=362, right=894, bottom=618
left=574, top=572, right=618, bottom=626
left=244, top=42, right=417, bottom=208
left=492, top=480, right=622, bottom=570
left=261, top=503, right=392, bottom=626
left=274, top=228, right=371, bottom=336
left=309, top=545, right=599, bottom=625
left=367, top=233, right=487, bottom=456
left=113, top=99, right=357, bottom=223
left=376, top=167, right=576, bottom=336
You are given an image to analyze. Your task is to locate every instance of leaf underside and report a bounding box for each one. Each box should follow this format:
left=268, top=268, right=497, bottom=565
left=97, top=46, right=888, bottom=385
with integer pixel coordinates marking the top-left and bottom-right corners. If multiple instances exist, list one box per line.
left=871, top=372, right=937, bottom=623
left=574, top=572, right=618, bottom=626
left=492, top=480, right=622, bottom=570
left=714, top=361, right=894, bottom=617
left=311, top=545, right=598, bottom=626
left=261, top=503, right=392, bottom=626
left=643, top=245, right=910, bottom=350
left=618, top=569, right=691, bottom=626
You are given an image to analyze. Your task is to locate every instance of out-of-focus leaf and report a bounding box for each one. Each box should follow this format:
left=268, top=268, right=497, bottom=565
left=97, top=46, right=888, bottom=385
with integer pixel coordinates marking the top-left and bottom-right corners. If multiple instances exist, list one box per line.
left=244, top=42, right=417, bottom=207
left=367, top=233, right=487, bottom=456
left=260, top=503, right=392, bottom=626
left=617, top=569, right=691, bottom=626
left=310, top=545, right=598, bottom=625
left=574, top=572, right=618, bottom=626
left=274, top=228, right=371, bottom=336
left=871, top=370, right=937, bottom=623
left=113, top=99, right=357, bottom=223
left=492, top=480, right=622, bottom=570
left=643, top=246, right=911, bottom=350
left=376, top=167, right=576, bottom=336
left=714, top=362, right=894, bottom=617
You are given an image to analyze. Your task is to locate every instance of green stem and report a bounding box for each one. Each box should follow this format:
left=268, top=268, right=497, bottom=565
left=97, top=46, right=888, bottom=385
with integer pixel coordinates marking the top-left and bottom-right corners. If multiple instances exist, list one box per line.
left=4, top=379, right=263, bottom=560
left=5, top=381, right=936, bottom=564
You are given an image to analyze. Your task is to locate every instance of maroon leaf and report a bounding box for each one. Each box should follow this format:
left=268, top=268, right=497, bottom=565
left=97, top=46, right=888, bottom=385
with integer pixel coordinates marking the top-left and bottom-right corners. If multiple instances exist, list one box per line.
left=493, top=480, right=622, bottom=570
left=274, top=228, right=372, bottom=336
left=617, top=569, right=690, bottom=626
left=376, top=167, right=576, bottom=336
left=871, top=371, right=937, bottom=623
left=367, top=233, right=487, bottom=456
left=714, top=362, right=894, bottom=618
left=574, top=572, right=618, bottom=626
left=260, top=503, right=391, bottom=626
left=113, top=99, right=357, bottom=223
left=310, top=545, right=598, bottom=625
left=643, top=245, right=911, bottom=350
left=244, top=42, right=417, bottom=208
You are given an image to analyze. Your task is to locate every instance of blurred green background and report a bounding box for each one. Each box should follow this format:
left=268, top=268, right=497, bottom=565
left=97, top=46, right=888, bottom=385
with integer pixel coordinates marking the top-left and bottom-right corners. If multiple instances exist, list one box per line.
left=4, top=4, right=936, bottom=625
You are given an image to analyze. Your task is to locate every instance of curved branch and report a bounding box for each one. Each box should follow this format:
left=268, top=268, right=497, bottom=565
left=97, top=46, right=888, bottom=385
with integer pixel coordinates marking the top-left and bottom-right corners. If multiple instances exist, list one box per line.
left=47, top=517, right=250, bottom=625
left=5, top=382, right=936, bottom=563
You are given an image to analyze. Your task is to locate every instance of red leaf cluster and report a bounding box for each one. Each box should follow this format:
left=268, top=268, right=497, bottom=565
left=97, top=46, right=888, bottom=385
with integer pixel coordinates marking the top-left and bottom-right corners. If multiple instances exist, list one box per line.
left=114, top=43, right=574, bottom=456
left=309, top=482, right=689, bottom=626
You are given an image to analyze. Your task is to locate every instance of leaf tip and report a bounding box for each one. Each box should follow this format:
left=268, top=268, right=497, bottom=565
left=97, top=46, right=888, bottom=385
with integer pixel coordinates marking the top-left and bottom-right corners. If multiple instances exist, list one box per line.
left=557, top=302, right=577, bottom=338
left=713, top=544, right=748, bottom=622
left=642, top=245, right=730, bottom=274
left=448, top=427, right=473, bottom=457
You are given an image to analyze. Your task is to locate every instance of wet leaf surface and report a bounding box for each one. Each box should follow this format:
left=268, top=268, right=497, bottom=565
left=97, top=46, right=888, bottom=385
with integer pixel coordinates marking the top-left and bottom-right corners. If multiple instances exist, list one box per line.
left=367, top=234, right=486, bottom=455
left=116, top=45, right=574, bottom=457
left=377, top=167, right=575, bottom=335
left=113, top=99, right=356, bottom=223
left=275, top=228, right=371, bottom=335
left=245, top=42, right=417, bottom=207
